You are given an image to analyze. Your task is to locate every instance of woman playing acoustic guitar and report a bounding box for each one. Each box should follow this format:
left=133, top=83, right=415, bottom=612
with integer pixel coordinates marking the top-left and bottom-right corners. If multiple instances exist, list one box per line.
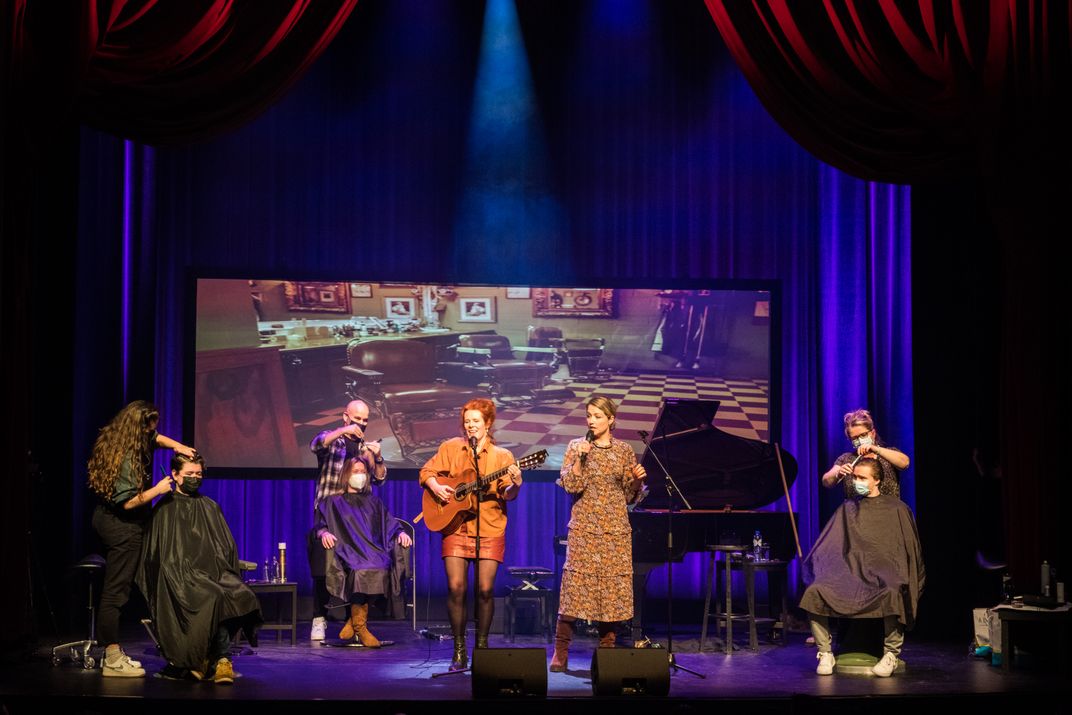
left=419, top=398, right=522, bottom=671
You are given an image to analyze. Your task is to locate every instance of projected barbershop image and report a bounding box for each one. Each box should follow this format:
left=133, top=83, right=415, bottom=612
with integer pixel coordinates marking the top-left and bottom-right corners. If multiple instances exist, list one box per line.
left=193, top=280, right=772, bottom=472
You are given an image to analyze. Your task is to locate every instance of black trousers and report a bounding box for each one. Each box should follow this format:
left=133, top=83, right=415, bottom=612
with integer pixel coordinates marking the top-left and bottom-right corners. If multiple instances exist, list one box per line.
left=308, top=528, right=330, bottom=618
left=92, top=504, right=147, bottom=646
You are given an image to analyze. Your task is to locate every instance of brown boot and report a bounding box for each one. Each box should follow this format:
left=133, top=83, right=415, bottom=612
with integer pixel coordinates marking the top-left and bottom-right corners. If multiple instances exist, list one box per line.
left=449, top=635, right=468, bottom=671
left=475, top=634, right=489, bottom=649
left=339, top=608, right=355, bottom=640
left=352, top=603, right=381, bottom=648
left=597, top=622, right=617, bottom=648
left=550, top=617, right=574, bottom=672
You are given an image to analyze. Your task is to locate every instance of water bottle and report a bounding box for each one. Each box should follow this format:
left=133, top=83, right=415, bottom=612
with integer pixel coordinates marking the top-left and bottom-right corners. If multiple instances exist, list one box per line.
left=753, top=530, right=763, bottom=562
left=271, top=556, right=280, bottom=583
left=1001, top=573, right=1014, bottom=603
left=263, top=558, right=271, bottom=583
left=1042, top=560, right=1051, bottom=597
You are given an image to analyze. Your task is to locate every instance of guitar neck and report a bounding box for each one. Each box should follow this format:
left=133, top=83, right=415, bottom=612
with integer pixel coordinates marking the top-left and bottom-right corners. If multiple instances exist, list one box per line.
left=477, top=461, right=515, bottom=487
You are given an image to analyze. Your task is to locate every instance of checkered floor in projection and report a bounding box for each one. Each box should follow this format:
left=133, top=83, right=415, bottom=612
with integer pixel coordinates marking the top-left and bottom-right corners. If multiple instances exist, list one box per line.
left=294, top=373, right=769, bottom=469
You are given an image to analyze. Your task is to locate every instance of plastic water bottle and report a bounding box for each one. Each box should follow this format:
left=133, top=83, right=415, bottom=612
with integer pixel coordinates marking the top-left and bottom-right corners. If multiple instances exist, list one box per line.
left=1042, top=560, right=1051, bottom=597
left=271, top=556, right=280, bottom=583
left=753, top=530, right=763, bottom=561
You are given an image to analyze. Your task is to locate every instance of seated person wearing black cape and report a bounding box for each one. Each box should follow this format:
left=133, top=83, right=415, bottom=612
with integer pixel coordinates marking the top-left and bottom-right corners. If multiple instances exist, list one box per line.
left=315, top=452, right=412, bottom=646
left=800, top=458, right=924, bottom=678
left=136, top=454, right=262, bottom=683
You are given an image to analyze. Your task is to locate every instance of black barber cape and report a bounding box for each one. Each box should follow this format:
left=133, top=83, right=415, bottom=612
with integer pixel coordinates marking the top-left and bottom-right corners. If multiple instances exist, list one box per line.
left=799, top=494, right=925, bottom=628
left=316, top=491, right=402, bottom=602
left=137, top=491, right=261, bottom=669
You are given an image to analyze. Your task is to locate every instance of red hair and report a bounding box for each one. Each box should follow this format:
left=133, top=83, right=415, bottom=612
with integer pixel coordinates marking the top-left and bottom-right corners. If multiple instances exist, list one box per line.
left=460, top=398, right=496, bottom=438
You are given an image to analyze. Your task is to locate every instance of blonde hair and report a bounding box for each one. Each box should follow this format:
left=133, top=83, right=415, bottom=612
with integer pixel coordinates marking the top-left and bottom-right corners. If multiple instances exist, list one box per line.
left=586, top=395, right=618, bottom=428
left=87, top=401, right=159, bottom=498
left=843, top=408, right=880, bottom=441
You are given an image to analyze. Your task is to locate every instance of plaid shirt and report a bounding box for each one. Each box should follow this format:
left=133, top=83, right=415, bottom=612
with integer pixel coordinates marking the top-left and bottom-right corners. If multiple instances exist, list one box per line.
left=310, top=430, right=386, bottom=511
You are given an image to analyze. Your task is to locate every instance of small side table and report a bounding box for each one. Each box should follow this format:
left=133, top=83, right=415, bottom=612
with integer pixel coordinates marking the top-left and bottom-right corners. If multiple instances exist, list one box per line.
left=247, top=581, right=298, bottom=646
left=700, top=545, right=750, bottom=654
left=996, top=604, right=1071, bottom=674
left=733, top=558, right=790, bottom=651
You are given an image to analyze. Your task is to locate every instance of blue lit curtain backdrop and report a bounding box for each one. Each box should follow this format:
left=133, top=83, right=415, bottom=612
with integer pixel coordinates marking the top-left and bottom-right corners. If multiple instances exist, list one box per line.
left=69, top=2, right=913, bottom=607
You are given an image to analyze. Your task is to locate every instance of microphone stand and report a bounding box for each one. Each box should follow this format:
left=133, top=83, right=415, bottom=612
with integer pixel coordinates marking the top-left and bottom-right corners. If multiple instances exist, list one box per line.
left=638, top=430, right=704, bottom=678
left=433, top=436, right=481, bottom=678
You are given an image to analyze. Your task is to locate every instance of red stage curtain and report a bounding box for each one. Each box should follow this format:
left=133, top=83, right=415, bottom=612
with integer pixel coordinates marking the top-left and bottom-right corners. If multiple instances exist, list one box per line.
left=705, top=0, right=1071, bottom=183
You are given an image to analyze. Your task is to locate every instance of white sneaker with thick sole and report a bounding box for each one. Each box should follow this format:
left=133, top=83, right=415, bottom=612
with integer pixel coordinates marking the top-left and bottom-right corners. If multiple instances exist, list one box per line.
left=815, top=651, right=835, bottom=675
left=871, top=651, right=898, bottom=677
left=101, top=653, right=146, bottom=678
left=310, top=617, right=327, bottom=641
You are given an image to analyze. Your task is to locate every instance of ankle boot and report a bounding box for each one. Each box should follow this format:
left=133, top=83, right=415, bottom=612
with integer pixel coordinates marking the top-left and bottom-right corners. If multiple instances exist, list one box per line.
left=597, top=622, right=617, bottom=648
left=476, top=634, right=489, bottom=649
left=449, top=636, right=468, bottom=671
left=550, top=617, right=574, bottom=672
left=352, top=603, right=381, bottom=648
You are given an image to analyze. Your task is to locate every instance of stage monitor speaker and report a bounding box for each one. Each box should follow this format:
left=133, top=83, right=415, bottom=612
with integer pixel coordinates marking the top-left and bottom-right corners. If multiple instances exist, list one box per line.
left=471, top=648, right=547, bottom=698
left=590, top=648, right=671, bottom=696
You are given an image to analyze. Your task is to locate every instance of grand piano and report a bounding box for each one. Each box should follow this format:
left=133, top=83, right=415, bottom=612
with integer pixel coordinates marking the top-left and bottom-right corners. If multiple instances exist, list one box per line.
left=628, top=399, right=799, bottom=641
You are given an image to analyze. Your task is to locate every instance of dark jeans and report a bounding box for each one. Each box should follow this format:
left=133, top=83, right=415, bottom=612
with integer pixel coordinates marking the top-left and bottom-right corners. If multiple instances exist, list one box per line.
left=92, top=504, right=147, bottom=646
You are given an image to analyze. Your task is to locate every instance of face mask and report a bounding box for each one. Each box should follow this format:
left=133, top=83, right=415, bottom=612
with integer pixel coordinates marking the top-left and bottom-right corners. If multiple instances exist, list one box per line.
left=179, top=477, right=202, bottom=495
left=851, top=434, right=874, bottom=449
left=852, top=480, right=871, bottom=496
left=348, top=472, right=368, bottom=491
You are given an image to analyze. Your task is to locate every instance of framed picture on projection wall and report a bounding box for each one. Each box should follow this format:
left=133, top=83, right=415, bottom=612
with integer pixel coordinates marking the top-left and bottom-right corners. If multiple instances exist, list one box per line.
left=283, top=281, right=350, bottom=313
left=532, top=288, right=615, bottom=318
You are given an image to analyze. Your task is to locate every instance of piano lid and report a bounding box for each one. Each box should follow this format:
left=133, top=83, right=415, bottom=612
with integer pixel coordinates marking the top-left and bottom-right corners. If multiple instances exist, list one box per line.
left=638, top=398, right=797, bottom=510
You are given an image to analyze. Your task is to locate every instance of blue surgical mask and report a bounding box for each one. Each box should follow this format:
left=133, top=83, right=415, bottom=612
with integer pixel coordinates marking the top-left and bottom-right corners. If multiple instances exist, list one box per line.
left=851, top=434, right=874, bottom=449
left=853, top=480, right=871, bottom=496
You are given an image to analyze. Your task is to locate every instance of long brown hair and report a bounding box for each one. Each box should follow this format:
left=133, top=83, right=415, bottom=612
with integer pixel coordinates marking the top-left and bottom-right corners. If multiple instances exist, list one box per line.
left=87, top=401, right=159, bottom=498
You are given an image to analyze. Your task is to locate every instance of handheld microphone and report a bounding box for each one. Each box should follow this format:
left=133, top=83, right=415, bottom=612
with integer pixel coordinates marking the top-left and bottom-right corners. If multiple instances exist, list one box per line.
left=637, top=430, right=649, bottom=441
left=581, top=429, right=594, bottom=465
left=469, top=436, right=478, bottom=452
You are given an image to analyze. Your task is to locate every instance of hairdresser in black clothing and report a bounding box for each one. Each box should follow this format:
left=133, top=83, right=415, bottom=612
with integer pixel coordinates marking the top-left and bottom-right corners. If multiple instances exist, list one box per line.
left=86, top=400, right=195, bottom=678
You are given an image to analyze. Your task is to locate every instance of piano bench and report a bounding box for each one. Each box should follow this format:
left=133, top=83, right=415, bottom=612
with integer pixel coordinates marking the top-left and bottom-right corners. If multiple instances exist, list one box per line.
left=700, top=546, right=789, bottom=653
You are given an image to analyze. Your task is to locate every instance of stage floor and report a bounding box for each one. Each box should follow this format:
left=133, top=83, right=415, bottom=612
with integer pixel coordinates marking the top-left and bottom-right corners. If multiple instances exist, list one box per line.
left=5, top=622, right=1069, bottom=714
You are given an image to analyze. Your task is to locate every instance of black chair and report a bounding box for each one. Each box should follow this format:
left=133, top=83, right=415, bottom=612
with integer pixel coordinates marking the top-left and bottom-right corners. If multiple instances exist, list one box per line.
left=443, top=334, right=559, bottom=401
left=51, top=554, right=105, bottom=669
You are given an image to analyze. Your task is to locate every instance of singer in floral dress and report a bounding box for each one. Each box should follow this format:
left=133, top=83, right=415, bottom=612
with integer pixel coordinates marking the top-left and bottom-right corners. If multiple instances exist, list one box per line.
left=550, top=395, right=647, bottom=671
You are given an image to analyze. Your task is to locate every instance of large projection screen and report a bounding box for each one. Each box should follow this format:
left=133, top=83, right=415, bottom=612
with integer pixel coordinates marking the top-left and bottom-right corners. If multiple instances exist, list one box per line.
left=191, top=278, right=778, bottom=476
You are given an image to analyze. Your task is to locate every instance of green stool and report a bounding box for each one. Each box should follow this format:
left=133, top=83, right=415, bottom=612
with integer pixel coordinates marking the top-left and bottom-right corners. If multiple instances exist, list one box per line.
left=835, top=618, right=906, bottom=675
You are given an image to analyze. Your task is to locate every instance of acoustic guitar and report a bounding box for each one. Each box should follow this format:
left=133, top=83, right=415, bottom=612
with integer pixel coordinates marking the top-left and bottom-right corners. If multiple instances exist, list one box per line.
left=419, top=450, right=548, bottom=533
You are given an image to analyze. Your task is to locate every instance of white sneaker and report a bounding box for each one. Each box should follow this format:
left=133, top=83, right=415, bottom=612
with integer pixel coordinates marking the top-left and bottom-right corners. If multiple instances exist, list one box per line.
left=102, top=652, right=146, bottom=678
left=815, top=651, right=835, bottom=675
left=310, top=616, right=327, bottom=641
left=871, top=651, right=898, bottom=677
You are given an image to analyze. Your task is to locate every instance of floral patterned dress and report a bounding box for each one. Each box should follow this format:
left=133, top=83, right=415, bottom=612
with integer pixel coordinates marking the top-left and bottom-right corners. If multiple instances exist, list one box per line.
left=557, top=437, right=646, bottom=622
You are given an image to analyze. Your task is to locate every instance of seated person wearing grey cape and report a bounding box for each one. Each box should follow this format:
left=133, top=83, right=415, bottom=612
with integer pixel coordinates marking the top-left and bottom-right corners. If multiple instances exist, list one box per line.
left=315, top=453, right=412, bottom=646
left=800, top=458, right=924, bottom=678
left=136, top=454, right=261, bottom=683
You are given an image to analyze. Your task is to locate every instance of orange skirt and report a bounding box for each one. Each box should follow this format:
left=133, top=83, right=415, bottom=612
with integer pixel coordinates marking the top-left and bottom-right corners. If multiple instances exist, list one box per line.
left=442, top=532, right=506, bottom=562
